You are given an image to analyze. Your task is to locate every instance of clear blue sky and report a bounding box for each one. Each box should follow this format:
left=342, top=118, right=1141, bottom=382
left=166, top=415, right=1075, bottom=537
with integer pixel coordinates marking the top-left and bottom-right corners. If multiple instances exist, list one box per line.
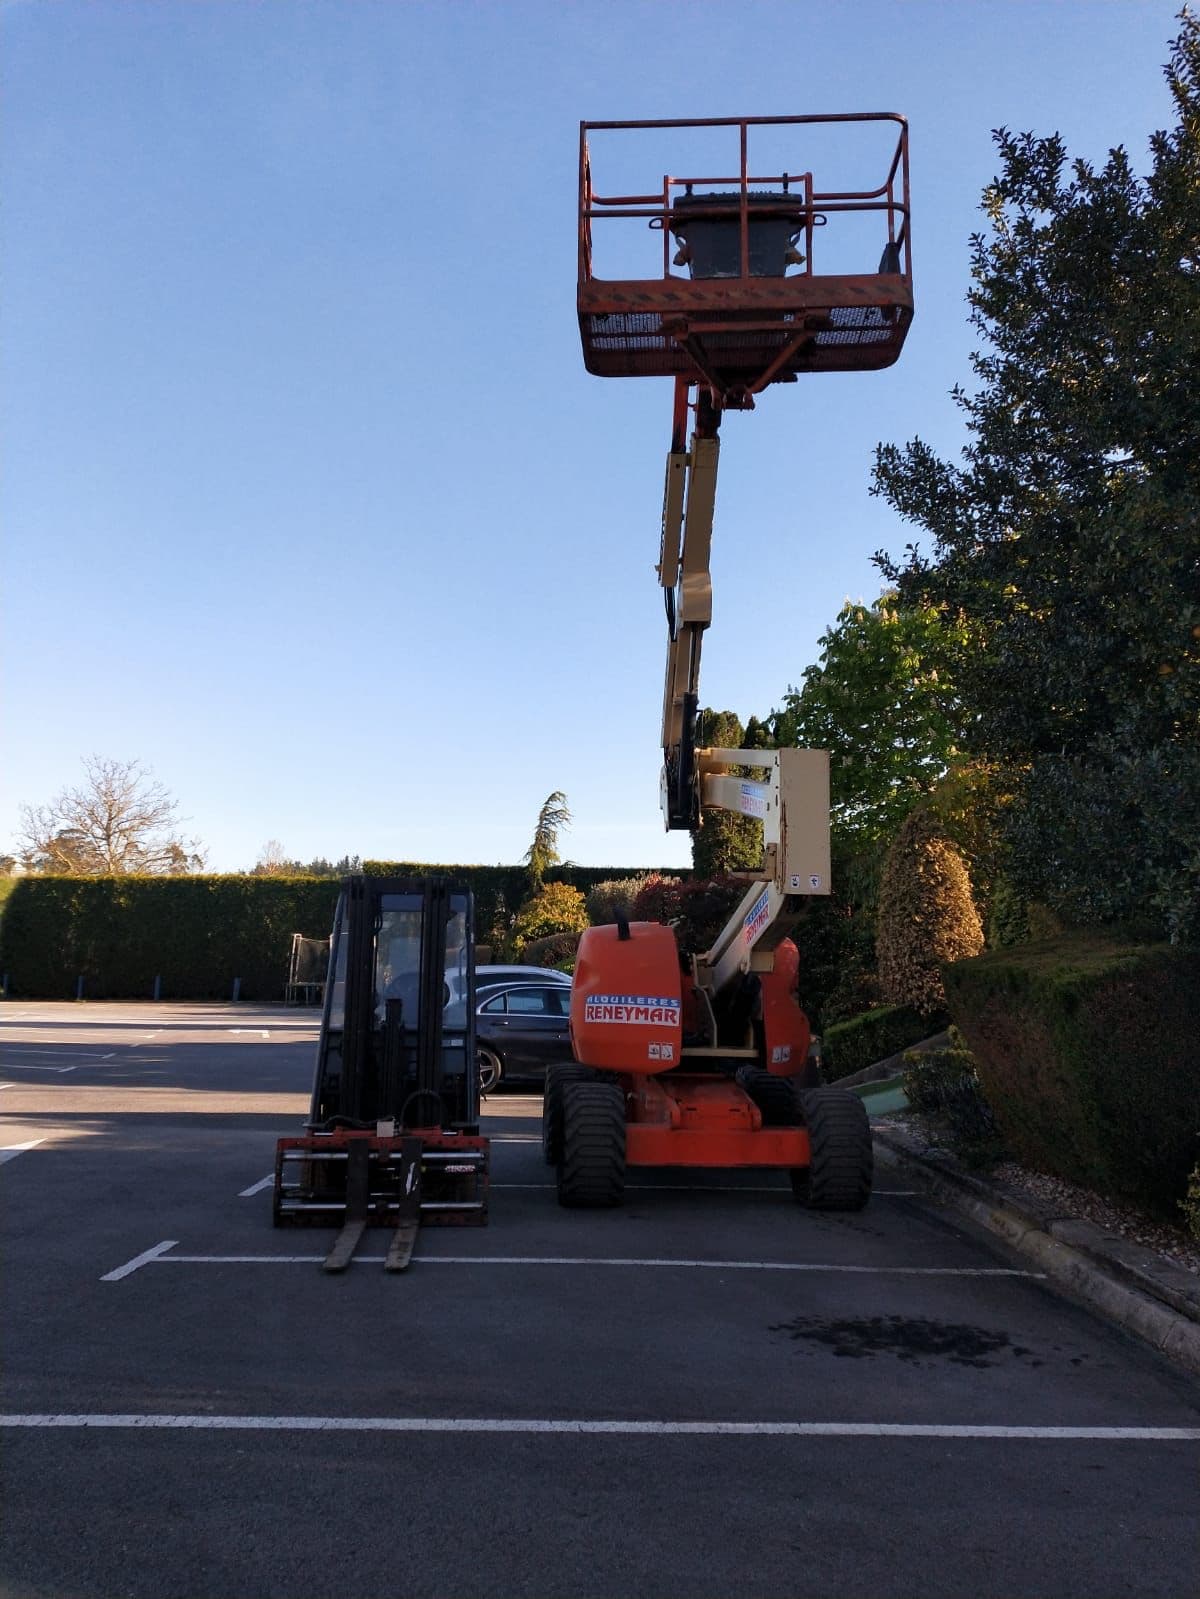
left=1, top=0, right=1182, bottom=873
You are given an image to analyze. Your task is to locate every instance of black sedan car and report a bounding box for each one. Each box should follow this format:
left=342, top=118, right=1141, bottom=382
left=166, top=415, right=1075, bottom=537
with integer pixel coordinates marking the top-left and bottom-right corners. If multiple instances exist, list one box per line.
left=474, top=980, right=573, bottom=1093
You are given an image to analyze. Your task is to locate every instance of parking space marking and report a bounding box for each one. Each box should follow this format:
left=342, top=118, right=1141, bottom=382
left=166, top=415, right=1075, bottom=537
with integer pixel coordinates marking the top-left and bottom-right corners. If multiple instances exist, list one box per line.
left=100, top=1241, right=179, bottom=1281
left=238, top=1175, right=275, bottom=1197
left=0, top=1063, right=80, bottom=1074
left=102, top=1244, right=1045, bottom=1280
left=0, top=1139, right=45, bottom=1165
left=1, top=1414, right=1195, bottom=1440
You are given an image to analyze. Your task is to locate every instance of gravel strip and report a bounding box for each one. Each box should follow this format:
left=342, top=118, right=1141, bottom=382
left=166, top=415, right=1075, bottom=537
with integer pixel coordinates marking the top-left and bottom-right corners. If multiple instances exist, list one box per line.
left=880, top=1108, right=1200, bottom=1276
left=990, top=1161, right=1200, bottom=1275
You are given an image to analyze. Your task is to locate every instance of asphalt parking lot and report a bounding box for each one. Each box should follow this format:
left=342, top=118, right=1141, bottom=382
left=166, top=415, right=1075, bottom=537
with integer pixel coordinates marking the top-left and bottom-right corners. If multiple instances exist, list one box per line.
left=1, top=1003, right=1198, bottom=1599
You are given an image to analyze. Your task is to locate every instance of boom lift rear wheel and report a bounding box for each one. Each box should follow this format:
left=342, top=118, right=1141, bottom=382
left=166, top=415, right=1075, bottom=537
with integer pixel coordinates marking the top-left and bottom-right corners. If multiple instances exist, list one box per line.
left=557, top=1079, right=626, bottom=1207
left=793, top=1087, right=873, bottom=1210
left=736, top=1065, right=800, bottom=1127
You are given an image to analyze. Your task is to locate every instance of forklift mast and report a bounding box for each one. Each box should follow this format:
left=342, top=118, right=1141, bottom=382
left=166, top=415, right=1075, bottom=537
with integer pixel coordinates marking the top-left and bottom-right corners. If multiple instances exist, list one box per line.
left=274, top=875, right=489, bottom=1270
left=309, top=875, right=480, bottom=1133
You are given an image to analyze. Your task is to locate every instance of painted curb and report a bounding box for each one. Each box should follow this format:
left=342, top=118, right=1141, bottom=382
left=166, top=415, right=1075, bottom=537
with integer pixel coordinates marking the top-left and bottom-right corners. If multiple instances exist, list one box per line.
left=873, top=1130, right=1200, bottom=1379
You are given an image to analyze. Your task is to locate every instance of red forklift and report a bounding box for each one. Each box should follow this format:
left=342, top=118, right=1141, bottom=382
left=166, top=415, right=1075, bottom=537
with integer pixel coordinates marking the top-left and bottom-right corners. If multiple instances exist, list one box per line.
left=273, top=876, right=489, bottom=1270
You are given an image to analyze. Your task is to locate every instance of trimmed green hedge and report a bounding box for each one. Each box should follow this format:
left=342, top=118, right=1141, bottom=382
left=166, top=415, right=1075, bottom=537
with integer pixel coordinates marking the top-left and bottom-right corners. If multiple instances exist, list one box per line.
left=944, top=936, right=1200, bottom=1216
left=0, top=864, right=681, bottom=1001
left=0, top=876, right=341, bottom=1001
left=823, top=1004, right=943, bottom=1081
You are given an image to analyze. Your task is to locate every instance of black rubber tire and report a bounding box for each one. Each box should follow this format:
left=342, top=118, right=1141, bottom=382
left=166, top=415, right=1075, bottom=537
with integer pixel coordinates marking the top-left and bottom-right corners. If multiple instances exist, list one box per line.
left=541, top=1064, right=594, bottom=1165
left=556, top=1080, right=626, bottom=1208
left=735, top=1065, right=800, bottom=1127
left=794, top=1086, right=873, bottom=1211
left=477, top=1046, right=504, bottom=1096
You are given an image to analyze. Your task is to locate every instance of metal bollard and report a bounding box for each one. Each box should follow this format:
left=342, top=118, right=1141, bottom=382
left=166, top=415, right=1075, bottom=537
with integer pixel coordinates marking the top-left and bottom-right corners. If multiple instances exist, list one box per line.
left=232, top=976, right=242, bottom=1002
left=75, top=976, right=85, bottom=1002
left=153, top=975, right=161, bottom=1001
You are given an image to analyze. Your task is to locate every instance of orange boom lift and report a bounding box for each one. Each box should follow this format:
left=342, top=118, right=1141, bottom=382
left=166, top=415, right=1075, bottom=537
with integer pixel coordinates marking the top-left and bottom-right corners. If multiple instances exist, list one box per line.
left=549, top=114, right=913, bottom=1208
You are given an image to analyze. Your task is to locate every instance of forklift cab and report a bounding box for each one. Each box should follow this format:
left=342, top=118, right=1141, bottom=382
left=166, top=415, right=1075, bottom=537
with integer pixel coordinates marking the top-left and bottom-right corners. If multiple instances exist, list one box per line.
left=310, top=876, right=480, bottom=1134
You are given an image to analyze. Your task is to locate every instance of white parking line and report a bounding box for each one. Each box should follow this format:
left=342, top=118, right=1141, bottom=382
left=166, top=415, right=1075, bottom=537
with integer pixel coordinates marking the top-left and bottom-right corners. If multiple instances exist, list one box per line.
left=0, top=1139, right=45, bottom=1165
left=100, top=1241, right=179, bottom=1282
left=238, top=1175, right=275, bottom=1197
left=100, top=1244, right=1045, bottom=1280
left=1, top=1414, right=1195, bottom=1440
left=0, top=1064, right=79, bottom=1074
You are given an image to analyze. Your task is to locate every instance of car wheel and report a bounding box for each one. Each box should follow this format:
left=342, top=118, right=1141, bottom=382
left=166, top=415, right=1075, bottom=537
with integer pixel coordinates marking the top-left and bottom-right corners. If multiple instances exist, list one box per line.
left=478, top=1046, right=504, bottom=1096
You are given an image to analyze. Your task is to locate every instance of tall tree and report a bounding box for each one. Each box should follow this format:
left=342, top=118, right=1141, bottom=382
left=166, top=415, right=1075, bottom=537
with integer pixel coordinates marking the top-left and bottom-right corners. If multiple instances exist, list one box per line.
left=524, top=791, right=571, bottom=894
left=18, top=756, right=205, bottom=875
left=873, top=18, right=1200, bottom=938
left=768, top=596, right=970, bottom=854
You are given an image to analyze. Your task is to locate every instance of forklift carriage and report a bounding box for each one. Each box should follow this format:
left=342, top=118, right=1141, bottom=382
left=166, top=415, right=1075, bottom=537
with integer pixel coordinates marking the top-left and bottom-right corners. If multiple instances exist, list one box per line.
left=273, top=876, right=489, bottom=1271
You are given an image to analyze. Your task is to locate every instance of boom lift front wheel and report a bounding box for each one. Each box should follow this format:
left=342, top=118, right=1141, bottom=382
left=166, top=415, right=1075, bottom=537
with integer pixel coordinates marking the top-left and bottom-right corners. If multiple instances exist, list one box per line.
left=556, top=1079, right=626, bottom=1207
left=542, top=1063, right=595, bottom=1165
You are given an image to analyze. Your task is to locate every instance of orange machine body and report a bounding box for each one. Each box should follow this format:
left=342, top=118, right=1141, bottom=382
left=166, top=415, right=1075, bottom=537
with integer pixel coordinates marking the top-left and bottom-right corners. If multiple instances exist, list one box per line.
left=759, top=940, right=811, bottom=1077
left=571, top=920, right=812, bottom=1172
left=571, top=922, right=684, bottom=1075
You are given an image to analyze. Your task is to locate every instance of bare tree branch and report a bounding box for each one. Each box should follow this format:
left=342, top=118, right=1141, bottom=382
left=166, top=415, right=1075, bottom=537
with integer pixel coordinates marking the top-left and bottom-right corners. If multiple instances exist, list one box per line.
left=17, top=757, right=206, bottom=875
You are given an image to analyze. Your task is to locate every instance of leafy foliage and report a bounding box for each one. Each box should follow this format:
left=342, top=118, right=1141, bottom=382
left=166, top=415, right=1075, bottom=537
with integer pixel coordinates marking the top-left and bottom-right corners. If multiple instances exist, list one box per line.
left=876, top=810, right=985, bottom=1015
left=631, top=873, right=747, bottom=959
left=821, top=1003, right=943, bottom=1081
left=690, top=709, right=766, bottom=877
left=769, top=597, right=970, bottom=852
left=524, top=792, right=571, bottom=895
left=520, top=930, right=583, bottom=971
left=1182, top=1161, right=1200, bottom=1243
left=873, top=18, right=1200, bottom=939
left=0, top=875, right=339, bottom=1000
left=585, top=876, right=654, bottom=925
left=902, top=1030, right=1001, bottom=1160
left=944, top=935, right=1200, bottom=1216
left=509, top=881, right=589, bottom=955
left=986, top=874, right=1032, bottom=949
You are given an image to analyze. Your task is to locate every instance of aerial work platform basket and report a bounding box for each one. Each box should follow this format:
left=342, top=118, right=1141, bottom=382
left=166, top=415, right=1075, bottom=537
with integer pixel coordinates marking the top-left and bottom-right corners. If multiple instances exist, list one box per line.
left=578, top=113, right=912, bottom=405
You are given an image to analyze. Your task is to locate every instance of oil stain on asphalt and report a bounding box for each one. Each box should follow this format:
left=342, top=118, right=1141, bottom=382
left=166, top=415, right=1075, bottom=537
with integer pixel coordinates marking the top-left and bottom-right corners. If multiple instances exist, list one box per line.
left=768, top=1314, right=1064, bottom=1368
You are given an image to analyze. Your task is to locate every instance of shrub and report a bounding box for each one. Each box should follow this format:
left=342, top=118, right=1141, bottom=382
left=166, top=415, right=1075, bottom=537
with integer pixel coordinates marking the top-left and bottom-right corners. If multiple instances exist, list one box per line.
left=509, top=882, right=589, bottom=956
left=1181, top=1162, right=1200, bottom=1243
left=987, top=875, right=1030, bottom=949
left=876, top=810, right=984, bottom=1014
left=903, top=1030, right=999, bottom=1157
left=944, top=936, right=1200, bottom=1217
left=585, top=876, right=653, bottom=925
left=631, top=874, right=747, bottom=958
left=822, top=1003, right=944, bottom=1081
left=521, top=930, right=582, bottom=971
